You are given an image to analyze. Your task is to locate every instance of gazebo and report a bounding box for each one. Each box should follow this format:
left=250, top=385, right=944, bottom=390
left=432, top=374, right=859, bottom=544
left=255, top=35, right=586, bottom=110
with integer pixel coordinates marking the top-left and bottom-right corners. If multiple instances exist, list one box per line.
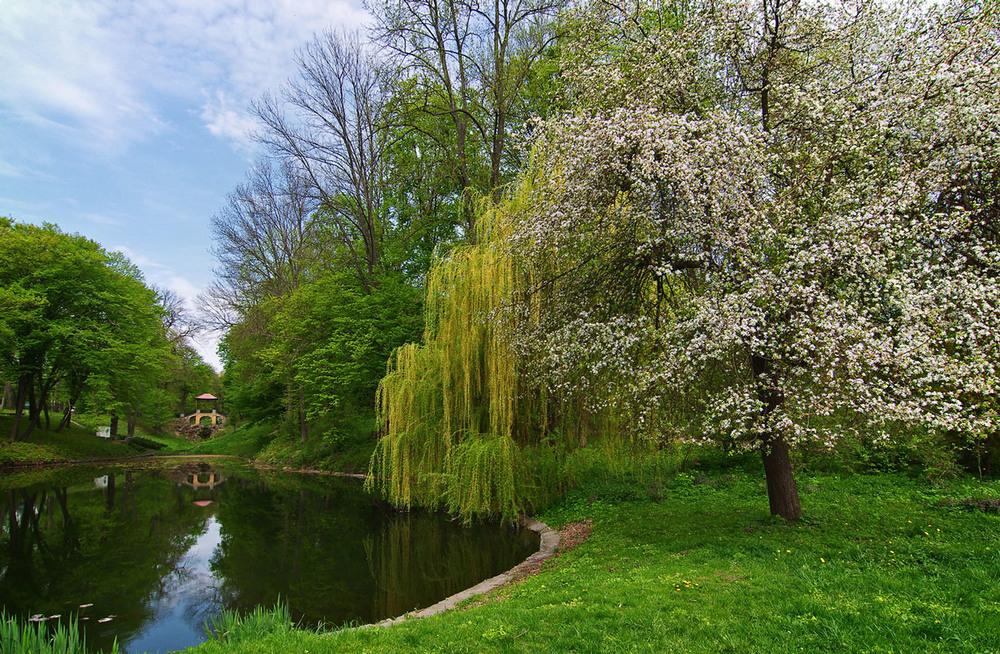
left=194, top=393, right=218, bottom=411
left=188, top=393, right=224, bottom=426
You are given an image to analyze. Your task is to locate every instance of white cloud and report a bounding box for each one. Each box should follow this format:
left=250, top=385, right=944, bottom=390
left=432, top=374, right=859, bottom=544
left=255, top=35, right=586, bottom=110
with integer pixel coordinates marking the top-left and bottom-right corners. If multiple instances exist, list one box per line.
left=199, top=91, right=259, bottom=152
left=0, top=1, right=165, bottom=155
left=113, top=245, right=170, bottom=271
left=0, top=0, right=370, bottom=157
left=0, top=158, right=23, bottom=178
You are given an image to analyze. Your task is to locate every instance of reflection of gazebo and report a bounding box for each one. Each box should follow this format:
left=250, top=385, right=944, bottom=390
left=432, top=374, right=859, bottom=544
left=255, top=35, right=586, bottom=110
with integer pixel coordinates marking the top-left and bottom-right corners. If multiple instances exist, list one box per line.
left=185, top=393, right=225, bottom=426
left=181, top=470, right=226, bottom=491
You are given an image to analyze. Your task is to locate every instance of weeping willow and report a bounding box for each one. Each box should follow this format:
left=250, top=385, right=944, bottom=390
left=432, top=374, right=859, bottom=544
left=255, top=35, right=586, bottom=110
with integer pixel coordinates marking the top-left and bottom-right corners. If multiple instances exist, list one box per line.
left=368, top=176, right=654, bottom=522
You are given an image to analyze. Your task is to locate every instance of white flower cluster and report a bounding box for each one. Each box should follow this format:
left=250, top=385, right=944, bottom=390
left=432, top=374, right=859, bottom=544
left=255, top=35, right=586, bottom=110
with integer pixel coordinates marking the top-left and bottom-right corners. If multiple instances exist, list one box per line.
left=503, top=0, right=1000, bottom=449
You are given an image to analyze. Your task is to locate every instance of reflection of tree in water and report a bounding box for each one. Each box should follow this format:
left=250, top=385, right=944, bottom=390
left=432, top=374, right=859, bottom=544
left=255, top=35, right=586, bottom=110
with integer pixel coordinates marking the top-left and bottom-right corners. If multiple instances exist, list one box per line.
left=0, top=467, right=218, bottom=653
left=209, top=476, right=379, bottom=625
left=208, top=473, right=537, bottom=627
left=2, top=464, right=538, bottom=648
left=364, top=515, right=538, bottom=619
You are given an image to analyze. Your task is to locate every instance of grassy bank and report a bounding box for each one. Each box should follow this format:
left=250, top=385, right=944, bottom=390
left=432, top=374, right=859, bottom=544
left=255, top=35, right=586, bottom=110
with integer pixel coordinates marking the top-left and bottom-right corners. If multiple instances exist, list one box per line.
left=187, top=467, right=1000, bottom=654
left=173, top=419, right=377, bottom=474
left=0, top=414, right=152, bottom=466
left=0, top=411, right=374, bottom=475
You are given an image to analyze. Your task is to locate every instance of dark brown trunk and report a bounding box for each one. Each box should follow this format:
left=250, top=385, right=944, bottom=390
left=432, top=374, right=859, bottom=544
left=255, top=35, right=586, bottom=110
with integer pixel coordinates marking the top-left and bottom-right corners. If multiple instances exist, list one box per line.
left=56, top=405, right=73, bottom=432
left=110, top=413, right=119, bottom=439
left=751, top=354, right=802, bottom=520
left=9, top=374, right=30, bottom=442
left=760, top=434, right=801, bottom=519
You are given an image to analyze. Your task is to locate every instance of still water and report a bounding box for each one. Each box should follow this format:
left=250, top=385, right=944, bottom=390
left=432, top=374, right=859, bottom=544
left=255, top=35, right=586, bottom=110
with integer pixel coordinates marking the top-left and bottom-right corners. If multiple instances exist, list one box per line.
left=0, top=460, right=539, bottom=653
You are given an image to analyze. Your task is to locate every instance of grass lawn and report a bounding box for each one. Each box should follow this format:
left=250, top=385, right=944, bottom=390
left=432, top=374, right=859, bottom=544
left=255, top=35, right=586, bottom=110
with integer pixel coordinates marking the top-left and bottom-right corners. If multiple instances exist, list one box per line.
left=0, top=413, right=147, bottom=466
left=189, top=468, right=1000, bottom=654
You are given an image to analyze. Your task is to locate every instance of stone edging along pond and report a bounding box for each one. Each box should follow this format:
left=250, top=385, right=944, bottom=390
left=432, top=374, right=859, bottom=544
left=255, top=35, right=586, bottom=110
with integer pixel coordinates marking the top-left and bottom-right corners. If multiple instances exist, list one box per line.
left=370, top=517, right=561, bottom=628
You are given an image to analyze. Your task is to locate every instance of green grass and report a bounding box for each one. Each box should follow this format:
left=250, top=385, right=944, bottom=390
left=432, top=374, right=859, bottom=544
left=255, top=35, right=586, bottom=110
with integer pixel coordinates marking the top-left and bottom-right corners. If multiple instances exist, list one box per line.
left=171, top=421, right=278, bottom=458
left=177, top=417, right=378, bottom=473
left=0, top=612, right=118, bottom=654
left=187, top=469, right=1000, bottom=654
left=0, top=415, right=146, bottom=466
left=203, top=602, right=296, bottom=645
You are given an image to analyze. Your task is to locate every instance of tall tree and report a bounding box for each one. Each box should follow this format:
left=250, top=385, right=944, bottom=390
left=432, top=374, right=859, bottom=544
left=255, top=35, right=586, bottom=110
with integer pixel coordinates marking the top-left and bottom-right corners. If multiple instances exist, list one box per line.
left=0, top=220, right=174, bottom=441
left=369, top=0, right=566, bottom=228
left=511, top=0, right=1000, bottom=518
left=208, top=160, right=320, bottom=321
left=254, top=29, right=393, bottom=292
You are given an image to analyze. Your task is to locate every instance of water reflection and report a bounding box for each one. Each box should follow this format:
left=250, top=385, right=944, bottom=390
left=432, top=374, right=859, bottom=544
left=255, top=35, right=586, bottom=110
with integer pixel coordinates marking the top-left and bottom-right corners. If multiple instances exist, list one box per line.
left=0, top=462, right=538, bottom=653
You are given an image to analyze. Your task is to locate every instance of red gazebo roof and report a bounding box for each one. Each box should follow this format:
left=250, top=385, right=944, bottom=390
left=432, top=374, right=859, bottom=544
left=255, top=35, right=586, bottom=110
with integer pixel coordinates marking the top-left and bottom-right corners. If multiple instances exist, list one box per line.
left=195, top=393, right=218, bottom=400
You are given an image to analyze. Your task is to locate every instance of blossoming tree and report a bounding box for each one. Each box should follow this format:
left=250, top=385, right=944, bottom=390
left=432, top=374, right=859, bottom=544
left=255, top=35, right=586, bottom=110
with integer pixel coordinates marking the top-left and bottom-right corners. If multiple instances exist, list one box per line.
left=506, top=0, right=1000, bottom=518
left=372, top=0, right=999, bottom=521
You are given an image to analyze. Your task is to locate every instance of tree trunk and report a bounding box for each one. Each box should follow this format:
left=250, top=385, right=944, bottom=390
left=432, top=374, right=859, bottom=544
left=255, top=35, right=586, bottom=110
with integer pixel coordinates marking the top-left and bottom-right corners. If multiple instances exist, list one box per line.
left=110, top=413, right=119, bottom=440
left=298, top=386, right=308, bottom=444
left=26, top=382, right=41, bottom=434
left=56, top=403, right=74, bottom=432
left=751, top=354, right=802, bottom=520
left=760, top=433, right=802, bottom=520
left=9, top=374, right=31, bottom=442
left=127, top=409, right=137, bottom=442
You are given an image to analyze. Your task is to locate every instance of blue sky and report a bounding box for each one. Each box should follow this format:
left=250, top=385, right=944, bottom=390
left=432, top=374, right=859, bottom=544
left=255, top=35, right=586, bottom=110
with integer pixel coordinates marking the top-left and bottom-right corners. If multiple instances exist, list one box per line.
left=0, top=0, right=368, bottom=369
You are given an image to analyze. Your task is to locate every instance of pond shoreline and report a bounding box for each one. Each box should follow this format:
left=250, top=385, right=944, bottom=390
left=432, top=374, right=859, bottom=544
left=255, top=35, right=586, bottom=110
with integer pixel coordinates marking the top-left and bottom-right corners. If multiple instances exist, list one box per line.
left=0, top=452, right=243, bottom=471
left=0, top=452, right=371, bottom=479
left=2, top=451, right=559, bottom=634
left=3, top=457, right=544, bottom=652
left=367, top=516, right=560, bottom=628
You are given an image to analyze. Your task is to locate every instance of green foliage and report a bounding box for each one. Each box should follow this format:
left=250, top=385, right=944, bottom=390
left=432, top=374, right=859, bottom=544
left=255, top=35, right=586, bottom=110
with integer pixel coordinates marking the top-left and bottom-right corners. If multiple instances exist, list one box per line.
left=793, top=425, right=974, bottom=484
left=0, top=612, right=118, bottom=654
left=254, top=414, right=376, bottom=473
left=220, top=270, right=422, bottom=457
left=273, top=271, right=424, bottom=420
left=0, top=218, right=214, bottom=444
left=370, top=182, right=654, bottom=521
left=204, top=603, right=295, bottom=645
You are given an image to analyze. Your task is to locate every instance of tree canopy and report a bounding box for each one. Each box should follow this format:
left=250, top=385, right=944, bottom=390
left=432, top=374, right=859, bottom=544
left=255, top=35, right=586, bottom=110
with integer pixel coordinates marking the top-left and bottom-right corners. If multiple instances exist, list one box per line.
left=371, top=0, right=1000, bottom=520
left=0, top=218, right=218, bottom=441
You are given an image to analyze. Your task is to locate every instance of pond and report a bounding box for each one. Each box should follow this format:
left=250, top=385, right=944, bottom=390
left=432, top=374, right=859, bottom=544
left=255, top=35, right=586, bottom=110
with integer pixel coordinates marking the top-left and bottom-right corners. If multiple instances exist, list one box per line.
left=0, top=459, right=540, bottom=653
